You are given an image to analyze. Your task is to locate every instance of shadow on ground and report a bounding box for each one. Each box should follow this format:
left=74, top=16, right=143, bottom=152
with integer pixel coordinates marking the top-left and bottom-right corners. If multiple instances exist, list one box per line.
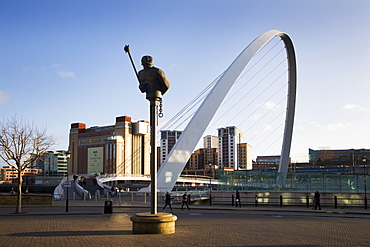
left=8, top=230, right=132, bottom=237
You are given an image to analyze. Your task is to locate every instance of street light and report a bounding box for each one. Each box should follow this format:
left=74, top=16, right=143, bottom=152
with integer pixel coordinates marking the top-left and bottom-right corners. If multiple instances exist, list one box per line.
left=362, top=157, right=367, bottom=209
left=208, top=163, right=213, bottom=206
left=208, top=162, right=218, bottom=206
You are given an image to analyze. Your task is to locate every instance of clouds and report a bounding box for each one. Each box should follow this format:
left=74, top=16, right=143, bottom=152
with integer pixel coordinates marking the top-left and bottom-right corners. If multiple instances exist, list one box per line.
left=342, top=103, right=369, bottom=112
left=0, top=90, right=11, bottom=104
left=263, top=101, right=278, bottom=110
left=22, top=64, right=75, bottom=79
left=309, top=121, right=353, bottom=130
left=57, top=71, right=75, bottom=78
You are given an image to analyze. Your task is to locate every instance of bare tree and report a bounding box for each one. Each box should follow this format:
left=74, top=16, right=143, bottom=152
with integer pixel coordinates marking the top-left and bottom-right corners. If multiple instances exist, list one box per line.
left=0, top=116, right=55, bottom=213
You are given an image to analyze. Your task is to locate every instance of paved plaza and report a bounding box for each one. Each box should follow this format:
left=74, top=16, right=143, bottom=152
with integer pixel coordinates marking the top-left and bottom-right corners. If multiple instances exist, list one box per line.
left=0, top=199, right=369, bottom=247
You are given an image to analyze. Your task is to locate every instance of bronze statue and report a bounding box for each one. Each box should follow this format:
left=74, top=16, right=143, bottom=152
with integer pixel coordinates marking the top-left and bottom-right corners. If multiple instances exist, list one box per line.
left=138, top=55, right=170, bottom=100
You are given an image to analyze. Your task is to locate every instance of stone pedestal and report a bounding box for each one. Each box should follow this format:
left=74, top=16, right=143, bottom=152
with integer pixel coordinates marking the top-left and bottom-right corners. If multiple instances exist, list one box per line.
left=130, top=212, right=177, bottom=234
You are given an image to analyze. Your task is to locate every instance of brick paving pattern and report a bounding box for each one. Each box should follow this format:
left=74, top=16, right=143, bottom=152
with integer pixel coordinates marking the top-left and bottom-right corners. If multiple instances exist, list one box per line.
left=1, top=201, right=370, bottom=247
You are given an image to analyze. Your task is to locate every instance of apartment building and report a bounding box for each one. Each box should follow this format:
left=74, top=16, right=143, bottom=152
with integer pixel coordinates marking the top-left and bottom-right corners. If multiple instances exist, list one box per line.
left=217, top=126, right=244, bottom=170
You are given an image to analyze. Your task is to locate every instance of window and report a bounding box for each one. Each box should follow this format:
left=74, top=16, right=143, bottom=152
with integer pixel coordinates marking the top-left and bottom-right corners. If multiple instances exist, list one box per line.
left=161, top=132, right=168, bottom=139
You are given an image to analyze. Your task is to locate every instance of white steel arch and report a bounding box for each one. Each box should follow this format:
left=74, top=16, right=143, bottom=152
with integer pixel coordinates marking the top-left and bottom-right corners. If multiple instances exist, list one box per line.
left=157, top=30, right=297, bottom=192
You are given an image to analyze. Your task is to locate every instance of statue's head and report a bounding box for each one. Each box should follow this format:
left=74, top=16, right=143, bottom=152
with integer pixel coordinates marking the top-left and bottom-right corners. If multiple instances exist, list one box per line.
left=141, top=55, right=154, bottom=67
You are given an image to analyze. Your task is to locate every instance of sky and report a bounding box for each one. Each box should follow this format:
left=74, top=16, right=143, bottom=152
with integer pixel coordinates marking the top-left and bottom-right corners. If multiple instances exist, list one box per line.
left=1, top=0, right=370, bottom=163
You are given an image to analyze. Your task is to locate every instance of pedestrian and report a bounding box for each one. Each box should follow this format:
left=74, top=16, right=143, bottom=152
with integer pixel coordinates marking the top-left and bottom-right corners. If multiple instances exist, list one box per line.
left=312, top=195, right=316, bottom=209
left=235, top=190, right=241, bottom=207
left=314, top=190, right=321, bottom=210
left=163, top=192, right=173, bottom=211
left=181, top=192, right=190, bottom=210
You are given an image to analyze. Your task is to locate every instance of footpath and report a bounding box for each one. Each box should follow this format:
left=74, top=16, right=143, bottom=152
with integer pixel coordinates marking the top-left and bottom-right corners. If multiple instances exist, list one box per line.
left=1, top=198, right=370, bottom=247
left=1, top=197, right=369, bottom=216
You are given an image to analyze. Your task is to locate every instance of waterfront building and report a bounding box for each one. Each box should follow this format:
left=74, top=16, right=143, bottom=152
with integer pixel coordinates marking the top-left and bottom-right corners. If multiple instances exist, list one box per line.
left=252, top=155, right=281, bottom=171
left=68, top=116, right=150, bottom=176
left=238, top=142, right=253, bottom=170
left=1, top=167, right=38, bottom=184
left=203, top=135, right=219, bottom=168
left=309, top=148, right=370, bottom=164
left=186, top=148, right=204, bottom=170
left=159, top=130, right=183, bottom=165
left=217, top=126, right=244, bottom=170
left=31, top=150, right=69, bottom=177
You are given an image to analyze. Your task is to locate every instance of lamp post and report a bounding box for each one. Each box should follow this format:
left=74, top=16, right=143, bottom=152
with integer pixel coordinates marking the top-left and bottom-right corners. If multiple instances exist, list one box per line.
left=363, top=157, right=367, bottom=209
left=208, top=163, right=213, bottom=205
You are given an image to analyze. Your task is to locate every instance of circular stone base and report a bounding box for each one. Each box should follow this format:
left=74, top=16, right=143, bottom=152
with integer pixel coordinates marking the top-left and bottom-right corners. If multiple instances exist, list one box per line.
left=130, top=212, right=177, bottom=234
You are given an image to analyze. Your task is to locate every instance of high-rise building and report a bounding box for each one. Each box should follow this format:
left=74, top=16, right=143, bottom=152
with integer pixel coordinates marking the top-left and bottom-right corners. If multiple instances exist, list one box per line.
left=238, top=142, right=253, bottom=170
left=159, top=130, right=183, bottom=165
left=68, top=116, right=150, bottom=175
left=203, top=135, right=218, bottom=149
left=203, top=135, right=218, bottom=168
left=31, top=150, right=69, bottom=177
left=186, top=148, right=204, bottom=170
left=217, top=126, right=244, bottom=170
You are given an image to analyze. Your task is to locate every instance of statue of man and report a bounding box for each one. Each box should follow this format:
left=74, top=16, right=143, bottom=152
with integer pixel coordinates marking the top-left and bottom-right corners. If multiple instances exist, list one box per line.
left=138, top=55, right=170, bottom=101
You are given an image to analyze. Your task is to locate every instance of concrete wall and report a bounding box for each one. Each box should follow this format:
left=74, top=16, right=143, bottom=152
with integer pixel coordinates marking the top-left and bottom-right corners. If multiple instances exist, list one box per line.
left=0, top=194, right=54, bottom=205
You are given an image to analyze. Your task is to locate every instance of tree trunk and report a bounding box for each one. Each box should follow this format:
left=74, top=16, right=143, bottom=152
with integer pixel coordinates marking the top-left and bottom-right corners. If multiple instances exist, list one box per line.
left=16, top=169, right=22, bottom=213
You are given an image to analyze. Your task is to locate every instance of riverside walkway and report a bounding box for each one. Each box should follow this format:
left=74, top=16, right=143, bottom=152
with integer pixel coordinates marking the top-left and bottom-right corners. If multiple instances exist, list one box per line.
left=1, top=198, right=369, bottom=247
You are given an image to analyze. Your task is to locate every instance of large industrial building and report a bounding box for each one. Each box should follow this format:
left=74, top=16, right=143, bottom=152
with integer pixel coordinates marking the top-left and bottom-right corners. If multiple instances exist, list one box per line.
left=68, top=116, right=150, bottom=176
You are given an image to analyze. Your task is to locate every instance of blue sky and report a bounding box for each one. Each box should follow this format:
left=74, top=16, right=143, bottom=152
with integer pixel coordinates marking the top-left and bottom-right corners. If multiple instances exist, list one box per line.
left=1, top=0, right=370, bottom=163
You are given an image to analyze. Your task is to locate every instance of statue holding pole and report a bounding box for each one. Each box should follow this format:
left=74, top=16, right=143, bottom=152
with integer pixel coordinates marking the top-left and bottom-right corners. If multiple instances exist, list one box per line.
left=124, top=45, right=176, bottom=234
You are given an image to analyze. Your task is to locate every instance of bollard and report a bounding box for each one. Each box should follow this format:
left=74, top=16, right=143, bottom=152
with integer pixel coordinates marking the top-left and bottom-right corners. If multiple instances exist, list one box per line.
left=255, top=195, right=258, bottom=207
left=104, top=199, right=113, bottom=214
left=334, top=196, right=338, bottom=209
left=232, top=194, right=234, bottom=206
left=365, top=196, right=368, bottom=210
left=280, top=195, right=283, bottom=207
left=306, top=195, right=309, bottom=208
left=144, top=193, right=147, bottom=204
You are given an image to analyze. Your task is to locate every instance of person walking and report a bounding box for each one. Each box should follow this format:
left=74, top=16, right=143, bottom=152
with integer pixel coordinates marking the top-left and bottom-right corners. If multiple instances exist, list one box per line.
left=314, top=190, right=321, bottom=210
left=163, top=192, right=173, bottom=211
left=235, top=190, right=241, bottom=207
left=181, top=192, right=190, bottom=210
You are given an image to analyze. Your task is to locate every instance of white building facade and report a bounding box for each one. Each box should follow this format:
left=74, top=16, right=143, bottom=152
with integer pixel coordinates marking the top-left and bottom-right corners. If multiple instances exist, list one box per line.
left=217, top=126, right=244, bottom=170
